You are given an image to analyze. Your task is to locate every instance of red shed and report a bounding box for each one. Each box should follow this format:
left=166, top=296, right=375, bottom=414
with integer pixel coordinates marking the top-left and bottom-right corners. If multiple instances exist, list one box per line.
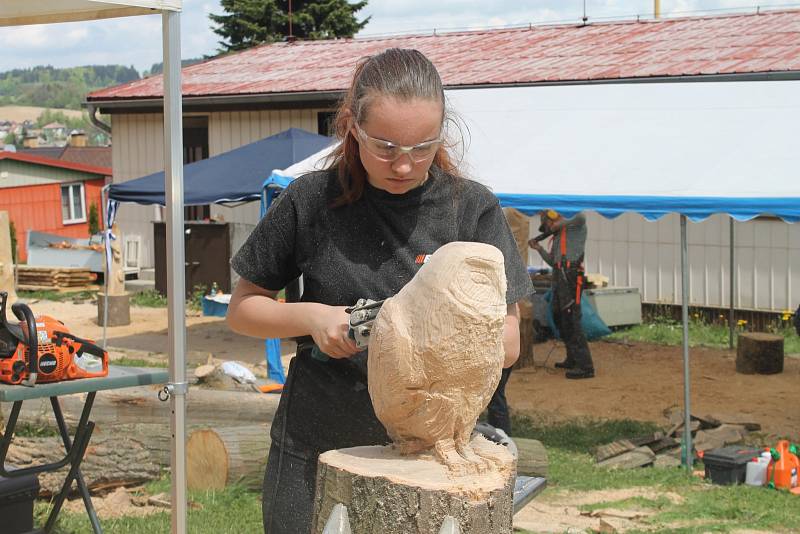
left=0, top=151, right=109, bottom=262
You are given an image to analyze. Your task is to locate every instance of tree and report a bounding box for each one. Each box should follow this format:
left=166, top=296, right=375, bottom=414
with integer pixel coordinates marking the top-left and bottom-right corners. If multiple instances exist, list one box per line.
left=209, top=0, right=369, bottom=52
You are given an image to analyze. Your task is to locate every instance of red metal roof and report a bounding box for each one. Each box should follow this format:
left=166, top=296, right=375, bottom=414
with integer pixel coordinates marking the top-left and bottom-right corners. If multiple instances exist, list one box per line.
left=0, top=151, right=111, bottom=176
left=88, top=9, right=800, bottom=101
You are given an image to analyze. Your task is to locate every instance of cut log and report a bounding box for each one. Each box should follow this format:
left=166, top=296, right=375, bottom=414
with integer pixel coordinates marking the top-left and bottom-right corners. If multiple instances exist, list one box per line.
left=514, top=437, right=548, bottom=477
left=312, top=437, right=515, bottom=534
left=736, top=333, right=784, bottom=374
left=6, top=386, right=280, bottom=430
left=186, top=425, right=270, bottom=490
left=6, top=431, right=165, bottom=496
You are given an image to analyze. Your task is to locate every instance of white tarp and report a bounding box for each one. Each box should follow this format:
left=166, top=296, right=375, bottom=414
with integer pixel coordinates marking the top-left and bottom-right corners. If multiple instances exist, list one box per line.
left=0, top=0, right=180, bottom=26
left=446, top=80, right=800, bottom=221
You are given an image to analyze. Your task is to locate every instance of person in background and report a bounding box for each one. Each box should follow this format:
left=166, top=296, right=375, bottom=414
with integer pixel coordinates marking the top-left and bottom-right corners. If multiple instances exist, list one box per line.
left=226, top=48, right=532, bottom=533
left=529, top=210, right=595, bottom=379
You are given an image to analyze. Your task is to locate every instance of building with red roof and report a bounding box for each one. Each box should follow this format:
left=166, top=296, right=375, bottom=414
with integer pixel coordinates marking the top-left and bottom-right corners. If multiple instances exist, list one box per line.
left=85, top=9, right=800, bottom=311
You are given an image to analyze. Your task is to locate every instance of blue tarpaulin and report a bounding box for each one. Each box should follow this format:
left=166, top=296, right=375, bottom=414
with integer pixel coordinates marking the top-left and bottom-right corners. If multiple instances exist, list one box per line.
left=108, top=128, right=333, bottom=206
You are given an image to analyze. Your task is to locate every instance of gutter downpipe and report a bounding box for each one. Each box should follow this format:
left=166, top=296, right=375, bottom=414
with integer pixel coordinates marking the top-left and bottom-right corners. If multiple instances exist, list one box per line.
left=86, top=103, right=112, bottom=135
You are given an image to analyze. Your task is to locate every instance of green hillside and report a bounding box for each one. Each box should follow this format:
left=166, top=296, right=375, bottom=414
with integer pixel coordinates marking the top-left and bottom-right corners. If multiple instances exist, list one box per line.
left=0, top=65, right=140, bottom=110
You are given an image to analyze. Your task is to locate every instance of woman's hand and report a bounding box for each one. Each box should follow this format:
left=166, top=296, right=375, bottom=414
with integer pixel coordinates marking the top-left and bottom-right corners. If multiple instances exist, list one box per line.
left=309, top=305, right=360, bottom=359
left=528, top=239, right=544, bottom=253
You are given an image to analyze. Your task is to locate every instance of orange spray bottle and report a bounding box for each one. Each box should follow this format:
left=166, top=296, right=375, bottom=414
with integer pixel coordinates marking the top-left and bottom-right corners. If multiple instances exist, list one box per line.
left=766, top=440, right=799, bottom=490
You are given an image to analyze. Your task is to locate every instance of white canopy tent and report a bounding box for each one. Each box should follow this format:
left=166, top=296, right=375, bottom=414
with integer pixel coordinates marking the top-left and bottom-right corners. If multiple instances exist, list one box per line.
left=448, top=80, right=800, bottom=466
left=1, top=2, right=189, bottom=532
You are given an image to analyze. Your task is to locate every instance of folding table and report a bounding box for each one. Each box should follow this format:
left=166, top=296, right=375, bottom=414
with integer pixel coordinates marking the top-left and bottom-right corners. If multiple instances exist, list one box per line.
left=0, top=366, right=169, bottom=533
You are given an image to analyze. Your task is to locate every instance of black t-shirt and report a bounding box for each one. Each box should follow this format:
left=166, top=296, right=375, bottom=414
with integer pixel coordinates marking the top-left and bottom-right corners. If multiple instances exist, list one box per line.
left=231, top=165, right=532, bottom=456
left=231, top=166, right=532, bottom=306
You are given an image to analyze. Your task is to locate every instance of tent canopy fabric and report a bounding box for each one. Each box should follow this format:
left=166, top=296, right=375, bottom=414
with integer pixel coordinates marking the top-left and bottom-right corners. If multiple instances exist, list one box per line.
left=260, top=142, right=339, bottom=215
left=0, top=0, right=180, bottom=26
left=109, top=128, right=333, bottom=206
left=446, top=80, right=800, bottom=222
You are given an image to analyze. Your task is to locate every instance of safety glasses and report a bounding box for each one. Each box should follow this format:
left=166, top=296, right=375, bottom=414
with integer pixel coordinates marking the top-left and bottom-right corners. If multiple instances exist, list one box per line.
left=353, top=122, right=442, bottom=163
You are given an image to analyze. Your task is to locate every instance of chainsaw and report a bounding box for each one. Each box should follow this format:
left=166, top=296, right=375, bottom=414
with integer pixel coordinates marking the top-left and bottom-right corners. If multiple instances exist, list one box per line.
left=308, top=298, right=385, bottom=361
left=0, top=291, right=109, bottom=386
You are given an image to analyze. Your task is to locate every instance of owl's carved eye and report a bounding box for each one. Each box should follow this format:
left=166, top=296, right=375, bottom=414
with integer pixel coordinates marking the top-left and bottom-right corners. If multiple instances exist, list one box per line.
left=470, top=271, right=490, bottom=286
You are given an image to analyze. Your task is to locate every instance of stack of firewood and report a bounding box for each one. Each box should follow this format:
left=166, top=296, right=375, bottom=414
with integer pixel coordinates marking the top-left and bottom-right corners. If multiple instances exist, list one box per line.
left=16, top=266, right=97, bottom=291
left=594, top=412, right=760, bottom=469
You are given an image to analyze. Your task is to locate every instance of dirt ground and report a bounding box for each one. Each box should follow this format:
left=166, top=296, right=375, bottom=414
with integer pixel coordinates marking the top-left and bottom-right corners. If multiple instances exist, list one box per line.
left=25, top=298, right=800, bottom=440
left=20, top=298, right=800, bottom=531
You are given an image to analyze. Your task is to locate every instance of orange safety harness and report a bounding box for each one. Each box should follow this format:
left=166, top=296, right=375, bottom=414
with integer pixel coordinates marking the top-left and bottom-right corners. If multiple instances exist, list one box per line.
left=550, top=226, right=585, bottom=305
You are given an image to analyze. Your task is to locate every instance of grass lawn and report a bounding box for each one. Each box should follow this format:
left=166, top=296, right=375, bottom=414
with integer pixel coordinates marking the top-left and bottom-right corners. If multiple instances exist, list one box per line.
left=40, top=415, right=800, bottom=534
left=608, top=314, right=800, bottom=354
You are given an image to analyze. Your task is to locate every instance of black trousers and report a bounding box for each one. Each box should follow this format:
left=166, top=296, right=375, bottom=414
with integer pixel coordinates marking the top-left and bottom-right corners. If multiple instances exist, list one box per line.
left=262, top=444, right=318, bottom=534
left=487, top=367, right=513, bottom=435
left=552, top=267, right=594, bottom=371
left=262, top=346, right=389, bottom=533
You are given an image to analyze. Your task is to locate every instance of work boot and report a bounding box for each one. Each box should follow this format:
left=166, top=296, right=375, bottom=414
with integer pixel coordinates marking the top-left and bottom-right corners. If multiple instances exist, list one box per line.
left=554, top=360, right=575, bottom=369
left=565, top=368, right=595, bottom=379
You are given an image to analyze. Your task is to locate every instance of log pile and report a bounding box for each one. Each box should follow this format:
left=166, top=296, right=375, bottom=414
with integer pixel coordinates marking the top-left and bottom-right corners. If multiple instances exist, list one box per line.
left=2, top=384, right=280, bottom=496
left=594, top=412, right=760, bottom=469
left=16, top=266, right=98, bottom=291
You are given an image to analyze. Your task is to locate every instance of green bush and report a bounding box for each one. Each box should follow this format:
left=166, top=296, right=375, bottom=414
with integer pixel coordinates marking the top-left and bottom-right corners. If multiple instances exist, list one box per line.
left=87, top=202, right=100, bottom=236
left=9, top=219, right=17, bottom=264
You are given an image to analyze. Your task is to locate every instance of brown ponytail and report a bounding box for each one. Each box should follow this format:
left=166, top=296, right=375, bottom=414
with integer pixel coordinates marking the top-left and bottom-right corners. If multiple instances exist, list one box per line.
left=328, top=48, right=462, bottom=207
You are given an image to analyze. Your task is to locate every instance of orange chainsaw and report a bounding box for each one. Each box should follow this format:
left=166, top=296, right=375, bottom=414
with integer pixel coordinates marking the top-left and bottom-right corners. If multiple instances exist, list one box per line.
left=0, top=291, right=108, bottom=386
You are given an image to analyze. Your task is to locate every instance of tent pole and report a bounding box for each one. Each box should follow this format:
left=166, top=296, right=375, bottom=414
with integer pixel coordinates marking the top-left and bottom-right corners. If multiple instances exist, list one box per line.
left=163, top=10, right=187, bottom=534
left=729, top=217, right=735, bottom=350
left=680, top=215, right=692, bottom=471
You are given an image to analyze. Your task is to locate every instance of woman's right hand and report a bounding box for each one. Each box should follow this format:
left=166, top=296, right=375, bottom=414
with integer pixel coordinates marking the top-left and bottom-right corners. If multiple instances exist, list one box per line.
left=309, top=304, right=360, bottom=359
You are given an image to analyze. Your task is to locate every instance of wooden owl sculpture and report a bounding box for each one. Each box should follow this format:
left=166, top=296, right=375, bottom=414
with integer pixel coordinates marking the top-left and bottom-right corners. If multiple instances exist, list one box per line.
left=368, top=241, right=507, bottom=476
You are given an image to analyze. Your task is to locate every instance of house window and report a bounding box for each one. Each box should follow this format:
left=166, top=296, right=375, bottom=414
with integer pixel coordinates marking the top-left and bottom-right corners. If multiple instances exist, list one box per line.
left=61, top=183, right=86, bottom=224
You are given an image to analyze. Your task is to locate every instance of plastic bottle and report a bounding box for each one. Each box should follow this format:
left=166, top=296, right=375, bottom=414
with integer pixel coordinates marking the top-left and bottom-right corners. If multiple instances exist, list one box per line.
left=766, top=440, right=800, bottom=490
left=745, top=452, right=771, bottom=486
left=210, top=282, right=219, bottom=297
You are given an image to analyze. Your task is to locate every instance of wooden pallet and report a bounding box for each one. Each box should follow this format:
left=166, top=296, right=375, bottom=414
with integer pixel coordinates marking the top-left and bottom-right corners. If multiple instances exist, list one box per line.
left=16, top=266, right=98, bottom=291
left=17, top=284, right=100, bottom=293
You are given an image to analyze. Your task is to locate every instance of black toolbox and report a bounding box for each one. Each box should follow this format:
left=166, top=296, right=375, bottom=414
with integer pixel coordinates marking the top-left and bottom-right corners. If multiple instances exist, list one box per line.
left=0, top=474, right=40, bottom=533
left=702, top=446, right=762, bottom=485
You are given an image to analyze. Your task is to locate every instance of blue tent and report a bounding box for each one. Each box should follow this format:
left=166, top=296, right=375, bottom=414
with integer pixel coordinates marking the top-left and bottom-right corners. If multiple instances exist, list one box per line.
left=109, top=128, right=333, bottom=205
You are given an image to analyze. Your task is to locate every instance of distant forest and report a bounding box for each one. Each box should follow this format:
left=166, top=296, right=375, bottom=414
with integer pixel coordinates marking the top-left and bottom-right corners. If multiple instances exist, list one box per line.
left=0, top=64, right=140, bottom=109
left=0, top=61, right=209, bottom=110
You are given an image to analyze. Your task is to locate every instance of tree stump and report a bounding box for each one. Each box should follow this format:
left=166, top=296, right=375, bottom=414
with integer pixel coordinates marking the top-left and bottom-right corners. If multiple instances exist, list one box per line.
left=0, top=211, right=17, bottom=304
left=311, top=437, right=515, bottom=534
left=186, top=425, right=270, bottom=490
left=736, top=333, right=784, bottom=374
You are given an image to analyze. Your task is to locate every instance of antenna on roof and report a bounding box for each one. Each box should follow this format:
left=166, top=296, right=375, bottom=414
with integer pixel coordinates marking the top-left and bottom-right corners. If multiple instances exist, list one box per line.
left=288, top=0, right=294, bottom=41
left=582, top=0, right=588, bottom=24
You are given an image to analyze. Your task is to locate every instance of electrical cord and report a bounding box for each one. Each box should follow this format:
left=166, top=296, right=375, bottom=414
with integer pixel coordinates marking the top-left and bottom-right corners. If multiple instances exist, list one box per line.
left=531, top=339, right=561, bottom=374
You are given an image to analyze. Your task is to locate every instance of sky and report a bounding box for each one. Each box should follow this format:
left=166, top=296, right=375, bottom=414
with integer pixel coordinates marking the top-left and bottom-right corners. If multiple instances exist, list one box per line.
left=0, top=0, right=799, bottom=74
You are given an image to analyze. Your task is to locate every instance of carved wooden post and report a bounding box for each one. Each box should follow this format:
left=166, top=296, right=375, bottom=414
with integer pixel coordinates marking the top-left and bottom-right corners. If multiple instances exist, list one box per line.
left=312, top=242, right=515, bottom=534
left=97, top=223, right=130, bottom=326
left=0, top=211, right=17, bottom=304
